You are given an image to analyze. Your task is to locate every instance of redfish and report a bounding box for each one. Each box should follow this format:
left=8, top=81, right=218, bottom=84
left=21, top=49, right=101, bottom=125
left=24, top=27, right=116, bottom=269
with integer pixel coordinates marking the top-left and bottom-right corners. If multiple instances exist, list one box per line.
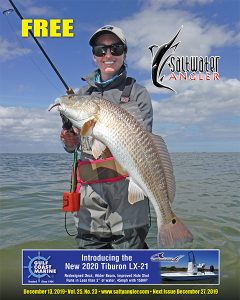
left=49, top=95, right=193, bottom=247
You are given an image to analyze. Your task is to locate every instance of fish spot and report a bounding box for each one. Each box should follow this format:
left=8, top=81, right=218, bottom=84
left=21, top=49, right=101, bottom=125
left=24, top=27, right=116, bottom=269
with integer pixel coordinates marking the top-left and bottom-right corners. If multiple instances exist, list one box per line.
left=172, top=219, right=176, bottom=224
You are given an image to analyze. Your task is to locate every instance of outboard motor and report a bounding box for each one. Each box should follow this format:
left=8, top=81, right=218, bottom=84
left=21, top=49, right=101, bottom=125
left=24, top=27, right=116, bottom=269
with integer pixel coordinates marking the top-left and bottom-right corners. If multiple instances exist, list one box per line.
left=210, top=265, right=215, bottom=272
left=187, top=252, right=198, bottom=275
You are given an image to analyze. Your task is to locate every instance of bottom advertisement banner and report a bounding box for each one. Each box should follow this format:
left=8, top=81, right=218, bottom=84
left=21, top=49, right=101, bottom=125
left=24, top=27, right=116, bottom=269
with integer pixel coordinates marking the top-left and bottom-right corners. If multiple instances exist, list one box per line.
left=22, top=249, right=219, bottom=286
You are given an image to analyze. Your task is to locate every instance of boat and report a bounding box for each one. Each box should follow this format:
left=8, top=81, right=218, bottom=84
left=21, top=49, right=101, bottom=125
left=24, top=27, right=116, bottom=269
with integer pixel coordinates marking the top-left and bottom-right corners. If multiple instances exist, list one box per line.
left=161, top=251, right=218, bottom=281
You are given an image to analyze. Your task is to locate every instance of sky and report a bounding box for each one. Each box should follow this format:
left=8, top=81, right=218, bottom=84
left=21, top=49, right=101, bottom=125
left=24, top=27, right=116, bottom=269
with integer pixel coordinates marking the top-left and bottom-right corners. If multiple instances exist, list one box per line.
left=0, top=0, right=239, bottom=153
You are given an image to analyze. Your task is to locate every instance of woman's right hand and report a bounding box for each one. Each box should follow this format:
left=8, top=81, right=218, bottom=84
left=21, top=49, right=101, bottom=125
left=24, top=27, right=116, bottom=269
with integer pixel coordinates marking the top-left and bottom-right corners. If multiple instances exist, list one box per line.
left=60, top=128, right=80, bottom=150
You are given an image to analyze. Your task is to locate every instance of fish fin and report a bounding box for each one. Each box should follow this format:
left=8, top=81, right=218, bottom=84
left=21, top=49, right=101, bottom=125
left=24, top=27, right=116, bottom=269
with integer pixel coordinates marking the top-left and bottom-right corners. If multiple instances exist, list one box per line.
left=80, top=118, right=96, bottom=137
left=92, top=138, right=107, bottom=159
left=101, top=147, right=113, bottom=158
left=158, top=215, right=193, bottom=248
left=150, top=133, right=176, bottom=203
left=128, top=178, right=145, bottom=204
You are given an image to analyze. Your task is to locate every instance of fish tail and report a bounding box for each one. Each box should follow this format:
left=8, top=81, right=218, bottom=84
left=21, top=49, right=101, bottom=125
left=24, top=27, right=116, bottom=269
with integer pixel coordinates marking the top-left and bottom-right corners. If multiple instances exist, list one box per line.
left=158, top=215, right=193, bottom=247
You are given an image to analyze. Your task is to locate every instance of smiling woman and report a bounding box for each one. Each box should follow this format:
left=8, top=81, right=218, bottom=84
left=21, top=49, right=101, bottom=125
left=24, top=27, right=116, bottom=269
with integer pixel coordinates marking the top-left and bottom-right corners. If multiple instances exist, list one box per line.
left=59, top=24, right=154, bottom=250
left=92, top=34, right=126, bottom=81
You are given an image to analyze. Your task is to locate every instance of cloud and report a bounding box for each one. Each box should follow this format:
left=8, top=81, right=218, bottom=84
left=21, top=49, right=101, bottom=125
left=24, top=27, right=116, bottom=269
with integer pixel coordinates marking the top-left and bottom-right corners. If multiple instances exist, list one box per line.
left=0, top=37, right=31, bottom=62
left=1, top=0, right=238, bottom=152
left=0, top=106, right=62, bottom=152
left=141, top=0, right=214, bottom=9
left=115, top=4, right=239, bottom=71
left=152, top=78, right=240, bottom=123
left=26, top=6, right=53, bottom=16
left=8, top=0, right=55, bottom=17
left=150, top=77, right=240, bottom=149
left=0, top=75, right=239, bottom=153
left=110, top=1, right=239, bottom=151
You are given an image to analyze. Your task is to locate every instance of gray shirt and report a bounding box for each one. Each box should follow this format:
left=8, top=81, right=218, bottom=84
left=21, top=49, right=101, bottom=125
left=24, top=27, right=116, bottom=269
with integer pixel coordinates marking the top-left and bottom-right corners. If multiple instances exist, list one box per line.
left=65, top=67, right=153, bottom=155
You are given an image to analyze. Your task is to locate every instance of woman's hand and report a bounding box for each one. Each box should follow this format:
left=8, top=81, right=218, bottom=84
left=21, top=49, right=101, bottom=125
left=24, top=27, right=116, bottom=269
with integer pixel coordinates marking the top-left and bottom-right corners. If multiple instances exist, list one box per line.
left=60, top=128, right=80, bottom=150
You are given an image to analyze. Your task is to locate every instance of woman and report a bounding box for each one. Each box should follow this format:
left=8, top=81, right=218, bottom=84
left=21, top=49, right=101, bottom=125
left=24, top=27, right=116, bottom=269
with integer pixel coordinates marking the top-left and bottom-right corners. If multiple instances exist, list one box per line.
left=60, top=25, right=153, bottom=249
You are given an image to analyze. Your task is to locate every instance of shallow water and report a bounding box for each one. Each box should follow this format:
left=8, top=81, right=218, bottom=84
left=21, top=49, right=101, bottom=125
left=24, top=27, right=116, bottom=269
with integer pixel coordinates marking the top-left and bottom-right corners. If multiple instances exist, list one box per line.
left=0, top=153, right=239, bottom=298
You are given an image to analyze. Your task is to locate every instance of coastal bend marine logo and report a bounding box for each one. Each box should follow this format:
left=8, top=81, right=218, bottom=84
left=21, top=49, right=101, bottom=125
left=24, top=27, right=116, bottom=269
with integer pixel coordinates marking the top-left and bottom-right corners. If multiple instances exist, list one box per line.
left=23, top=251, right=57, bottom=283
left=150, top=252, right=184, bottom=263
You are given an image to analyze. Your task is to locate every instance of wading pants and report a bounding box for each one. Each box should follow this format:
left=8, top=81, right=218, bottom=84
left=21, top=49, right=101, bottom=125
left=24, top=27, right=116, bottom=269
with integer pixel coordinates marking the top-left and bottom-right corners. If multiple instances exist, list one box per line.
left=73, top=179, right=150, bottom=249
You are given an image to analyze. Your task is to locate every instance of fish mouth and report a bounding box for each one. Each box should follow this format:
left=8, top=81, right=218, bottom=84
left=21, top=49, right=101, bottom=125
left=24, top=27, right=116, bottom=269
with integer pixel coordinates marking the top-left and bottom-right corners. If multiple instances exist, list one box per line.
left=48, top=102, right=92, bottom=127
left=48, top=103, right=61, bottom=111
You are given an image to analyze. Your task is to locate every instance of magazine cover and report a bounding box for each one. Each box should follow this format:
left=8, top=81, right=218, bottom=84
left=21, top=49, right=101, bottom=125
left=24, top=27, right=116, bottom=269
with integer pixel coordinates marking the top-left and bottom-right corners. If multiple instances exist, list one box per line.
left=0, top=1, right=239, bottom=300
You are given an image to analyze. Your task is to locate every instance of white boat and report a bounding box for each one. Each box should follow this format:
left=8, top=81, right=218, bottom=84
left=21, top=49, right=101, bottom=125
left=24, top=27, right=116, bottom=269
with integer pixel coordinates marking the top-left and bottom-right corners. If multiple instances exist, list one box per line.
left=161, top=251, right=218, bottom=281
left=161, top=271, right=218, bottom=281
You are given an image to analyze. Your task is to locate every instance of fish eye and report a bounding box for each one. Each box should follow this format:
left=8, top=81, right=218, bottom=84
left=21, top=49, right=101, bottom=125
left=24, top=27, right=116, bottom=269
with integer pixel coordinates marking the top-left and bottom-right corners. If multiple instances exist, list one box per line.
left=172, top=219, right=176, bottom=224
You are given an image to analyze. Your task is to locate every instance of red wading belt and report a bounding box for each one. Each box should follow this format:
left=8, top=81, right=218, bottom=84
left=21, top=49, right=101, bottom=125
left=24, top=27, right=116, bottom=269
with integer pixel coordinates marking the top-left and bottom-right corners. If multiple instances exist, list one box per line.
left=63, top=156, right=128, bottom=212
left=75, top=156, right=128, bottom=192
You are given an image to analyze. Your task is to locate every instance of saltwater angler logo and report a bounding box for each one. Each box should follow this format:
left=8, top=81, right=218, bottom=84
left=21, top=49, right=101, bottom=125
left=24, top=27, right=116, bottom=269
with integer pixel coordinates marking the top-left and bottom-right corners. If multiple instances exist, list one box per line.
left=150, top=252, right=184, bottom=263
left=149, top=26, right=220, bottom=92
left=23, top=251, right=56, bottom=284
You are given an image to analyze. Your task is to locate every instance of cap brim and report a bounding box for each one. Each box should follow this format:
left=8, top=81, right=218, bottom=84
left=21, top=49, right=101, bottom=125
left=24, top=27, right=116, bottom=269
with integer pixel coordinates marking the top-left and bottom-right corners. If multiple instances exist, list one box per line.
left=89, top=30, right=125, bottom=46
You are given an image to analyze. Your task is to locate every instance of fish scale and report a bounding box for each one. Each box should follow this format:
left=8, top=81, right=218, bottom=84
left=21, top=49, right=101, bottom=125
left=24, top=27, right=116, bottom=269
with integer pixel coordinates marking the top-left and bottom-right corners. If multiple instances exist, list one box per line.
left=96, top=98, right=172, bottom=222
left=50, top=95, right=193, bottom=247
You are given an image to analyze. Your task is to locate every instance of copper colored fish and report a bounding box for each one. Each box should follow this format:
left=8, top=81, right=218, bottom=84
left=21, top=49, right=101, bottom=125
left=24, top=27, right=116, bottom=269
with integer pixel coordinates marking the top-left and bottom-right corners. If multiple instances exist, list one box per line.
left=49, top=95, right=193, bottom=247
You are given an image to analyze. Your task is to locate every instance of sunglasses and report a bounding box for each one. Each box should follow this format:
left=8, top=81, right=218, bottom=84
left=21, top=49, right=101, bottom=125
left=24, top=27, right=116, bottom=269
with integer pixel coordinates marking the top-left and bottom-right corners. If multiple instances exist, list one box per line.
left=92, top=43, right=126, bottom=57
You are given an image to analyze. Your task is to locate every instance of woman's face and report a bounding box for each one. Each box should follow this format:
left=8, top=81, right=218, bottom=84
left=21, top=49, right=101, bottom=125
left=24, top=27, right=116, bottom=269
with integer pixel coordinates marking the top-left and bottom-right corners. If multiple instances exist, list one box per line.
left=93, top=34, right=125, bottom=81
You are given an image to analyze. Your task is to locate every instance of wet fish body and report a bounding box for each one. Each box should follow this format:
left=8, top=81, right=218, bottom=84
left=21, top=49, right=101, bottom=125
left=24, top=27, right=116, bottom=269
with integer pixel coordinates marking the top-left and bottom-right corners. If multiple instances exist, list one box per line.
left=50, top=95, right=193, bottom=247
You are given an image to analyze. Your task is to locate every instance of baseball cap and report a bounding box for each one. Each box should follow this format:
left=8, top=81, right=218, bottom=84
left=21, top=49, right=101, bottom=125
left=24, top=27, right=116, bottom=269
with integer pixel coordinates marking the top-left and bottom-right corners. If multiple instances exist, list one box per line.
left=89, top=25, right=127, bottom=47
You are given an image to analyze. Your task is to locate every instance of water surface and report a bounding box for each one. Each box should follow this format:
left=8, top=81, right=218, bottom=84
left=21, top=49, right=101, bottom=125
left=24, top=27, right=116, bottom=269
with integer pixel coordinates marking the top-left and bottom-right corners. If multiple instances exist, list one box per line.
left=0, top=153, right=239, bottom=299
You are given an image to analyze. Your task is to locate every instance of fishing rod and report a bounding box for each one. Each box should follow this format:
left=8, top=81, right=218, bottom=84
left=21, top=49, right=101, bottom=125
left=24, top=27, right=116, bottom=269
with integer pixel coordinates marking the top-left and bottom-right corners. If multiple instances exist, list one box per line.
left=4, top=1, right=79, bottom=233
left=4, top=0, right=74, bottom=131
left=6, top=0, right=74, bottom=95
